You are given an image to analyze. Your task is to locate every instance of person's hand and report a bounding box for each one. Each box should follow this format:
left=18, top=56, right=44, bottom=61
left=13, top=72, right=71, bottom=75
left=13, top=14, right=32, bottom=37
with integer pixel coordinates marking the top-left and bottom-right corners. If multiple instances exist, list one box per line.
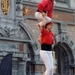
left=42, top=12, right=46, bottom=17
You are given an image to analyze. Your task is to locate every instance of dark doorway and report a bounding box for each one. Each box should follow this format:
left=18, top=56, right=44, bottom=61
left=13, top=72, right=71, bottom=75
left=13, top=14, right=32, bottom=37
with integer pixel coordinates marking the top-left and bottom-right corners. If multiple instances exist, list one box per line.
left=54, top=42, right=74, bottom=75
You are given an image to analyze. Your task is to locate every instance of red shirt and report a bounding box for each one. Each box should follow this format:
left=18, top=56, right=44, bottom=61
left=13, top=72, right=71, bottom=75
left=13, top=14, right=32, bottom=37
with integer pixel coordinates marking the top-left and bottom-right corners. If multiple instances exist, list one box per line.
left=38, top=0, right=54, bottom=18
left=41, top=29, right=54, bottom=44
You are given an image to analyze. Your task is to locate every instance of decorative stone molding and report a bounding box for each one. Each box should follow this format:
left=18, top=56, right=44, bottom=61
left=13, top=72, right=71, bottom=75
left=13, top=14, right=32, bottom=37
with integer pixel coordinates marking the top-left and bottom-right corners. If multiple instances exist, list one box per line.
left=23, top=6, right=30, bottom=16
left=0, top=21, right=35, bottom=61
left=16, top=5, right=21, bottom=11
left=55, top=33, right=75, bottom=63
left=1, top=0, right=10, bottom=15
left=0, top=22, right=31, bottom=40
left=16, top=0, right=21, bottom=4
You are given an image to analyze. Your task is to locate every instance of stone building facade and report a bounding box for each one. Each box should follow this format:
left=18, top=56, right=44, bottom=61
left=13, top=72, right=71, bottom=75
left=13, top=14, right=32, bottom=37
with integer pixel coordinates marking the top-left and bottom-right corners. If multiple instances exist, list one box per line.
left=0, top=0, right=75, bottom=75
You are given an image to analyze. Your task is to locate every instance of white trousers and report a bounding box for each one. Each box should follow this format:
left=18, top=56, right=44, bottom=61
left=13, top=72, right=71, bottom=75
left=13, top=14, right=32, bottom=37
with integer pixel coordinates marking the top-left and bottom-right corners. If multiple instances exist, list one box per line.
left=40, top=50, right=53, bottom=75
left=35, top=12, right=52, bottom=26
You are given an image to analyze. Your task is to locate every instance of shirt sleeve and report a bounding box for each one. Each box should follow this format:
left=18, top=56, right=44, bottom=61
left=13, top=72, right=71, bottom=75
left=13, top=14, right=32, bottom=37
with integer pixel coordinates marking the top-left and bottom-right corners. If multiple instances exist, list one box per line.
left=47, top=9, right=52, bottom=18
left=47, top=4, right=54, bottom=18
left=38, top=0, right=48, bottom=12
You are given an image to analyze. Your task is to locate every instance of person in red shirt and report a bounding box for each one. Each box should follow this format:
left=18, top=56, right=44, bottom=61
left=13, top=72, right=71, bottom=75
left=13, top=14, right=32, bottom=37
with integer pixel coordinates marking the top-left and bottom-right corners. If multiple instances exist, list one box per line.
left=35, top=0, right=55, bottom=43
left=35, top=0, right=55, bottom=29
left=37, top=14, right=54, bottom=75
left=41, top=22, right=54, bottom=45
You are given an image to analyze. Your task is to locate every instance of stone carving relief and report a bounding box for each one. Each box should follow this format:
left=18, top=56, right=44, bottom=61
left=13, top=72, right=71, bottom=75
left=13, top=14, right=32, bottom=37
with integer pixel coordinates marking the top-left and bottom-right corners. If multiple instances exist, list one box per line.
left=1, top=0, right=10, bottom=15
left=16, top=0, right=21, bottom=4
left=0, top=21, right=31, bottom=59
left=0, top=24, right=30, bottom=40
left=16, top=5, right=21, bottom=11
left=55, top=33, right=75, bottom=56
left=23, top=6, right=29, bottom=16
left=16, top=1, right=23, bottom=16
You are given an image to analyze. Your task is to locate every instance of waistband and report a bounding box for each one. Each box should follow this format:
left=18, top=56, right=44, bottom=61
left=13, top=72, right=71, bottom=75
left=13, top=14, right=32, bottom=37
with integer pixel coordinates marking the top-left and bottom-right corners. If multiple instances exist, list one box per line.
left=41, top=43, right=52, bottom=51
left=37, top=9, right=46, bottom=13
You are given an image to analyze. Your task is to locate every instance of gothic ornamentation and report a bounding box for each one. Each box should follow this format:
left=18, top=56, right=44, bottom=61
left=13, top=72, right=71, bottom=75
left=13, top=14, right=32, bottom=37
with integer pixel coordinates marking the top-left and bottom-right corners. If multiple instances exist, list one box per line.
left=1, top=0, right=10, bottom=15
left=0, top=23, right=30, bottom=40
left=16, top=5, right=21, bottom=11
left=23, top=6, right=29, bottom=16
left=16, top=0, right=21, bottom=4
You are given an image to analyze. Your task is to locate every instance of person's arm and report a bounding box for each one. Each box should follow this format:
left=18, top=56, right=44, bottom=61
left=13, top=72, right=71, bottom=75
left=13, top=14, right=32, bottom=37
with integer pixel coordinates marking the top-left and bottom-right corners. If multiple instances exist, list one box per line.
left=36, top=12, right=46, bottom=31
left=36, top=24, right=41, bottom=30
left=47, top=2, right=54, bottom=18
left=42, top=12, right=46, bottom=28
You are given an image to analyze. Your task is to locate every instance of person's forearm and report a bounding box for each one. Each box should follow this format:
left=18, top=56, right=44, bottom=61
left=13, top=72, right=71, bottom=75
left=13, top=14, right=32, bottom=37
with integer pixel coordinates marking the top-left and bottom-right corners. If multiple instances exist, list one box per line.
left=42, top=12, right=46, bottom=26
left=42, top=16, right=45, bottom=27
left=36, top=24, right=41, bottom=30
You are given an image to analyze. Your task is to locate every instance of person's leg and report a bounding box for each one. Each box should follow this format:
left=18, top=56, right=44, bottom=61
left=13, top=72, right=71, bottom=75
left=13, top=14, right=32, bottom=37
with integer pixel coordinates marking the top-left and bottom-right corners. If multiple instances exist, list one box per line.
left=38, top=16, right=52, bottom=26
left=40, top=50, right=53, bottom=75
left=35, top=12, right=52, bottom=26
left=35, top=12, right=43, bottom=29
left=48, top=51, right=54, bottom=75
left=35, top=12, right=43, bottom=21
left=45, top=16, right=52, bottom=24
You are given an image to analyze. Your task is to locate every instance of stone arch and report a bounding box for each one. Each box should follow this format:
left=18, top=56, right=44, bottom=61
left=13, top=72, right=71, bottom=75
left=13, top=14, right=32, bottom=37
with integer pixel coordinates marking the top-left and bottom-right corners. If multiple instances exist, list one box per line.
left=19, top=21, right=37, bottom=75
left=18, top=22, right=35, bottom=54
left=18, top=21, right=32, bottom=40
left=62, top=42, right=74, bottom=64
left=0, top=21, right=37, bottom=75
left=54, top=34, right=75, bottom=75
